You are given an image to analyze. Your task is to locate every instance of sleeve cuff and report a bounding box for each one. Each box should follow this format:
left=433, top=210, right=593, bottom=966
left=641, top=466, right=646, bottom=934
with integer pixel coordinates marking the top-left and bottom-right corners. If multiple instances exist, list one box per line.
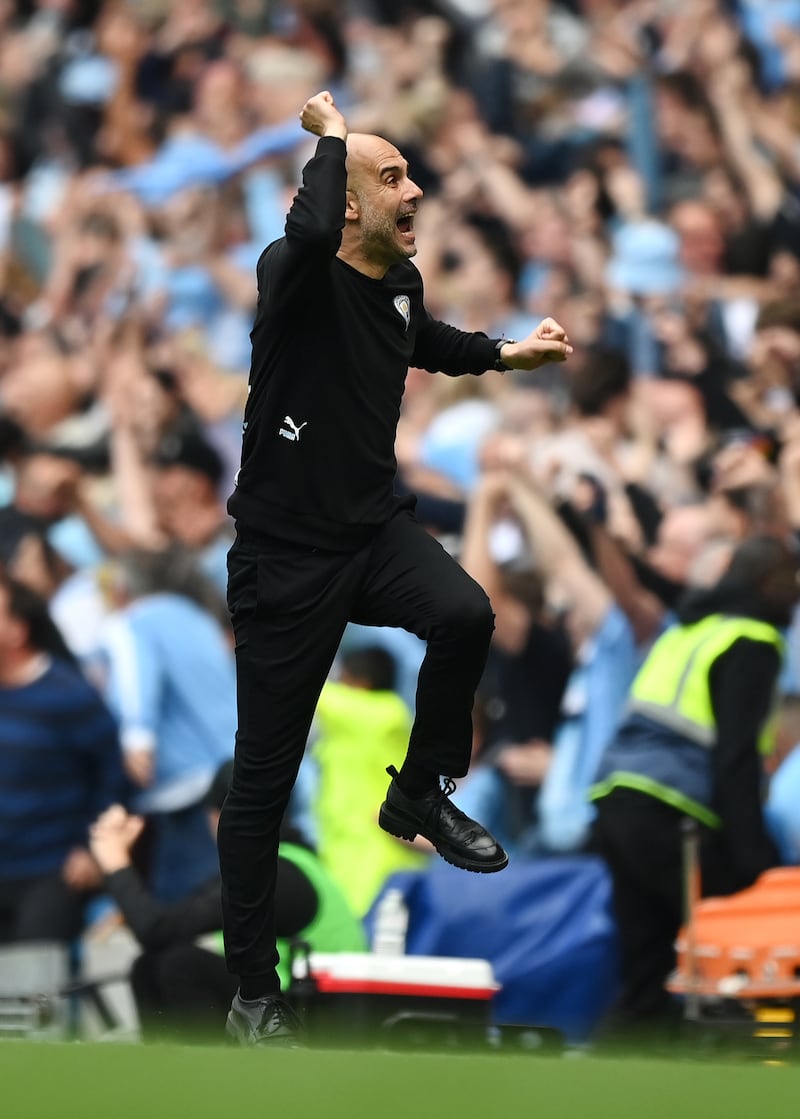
left=316, top=135, right=347, bottom=155
left=120, top=727, right=156, bottom=754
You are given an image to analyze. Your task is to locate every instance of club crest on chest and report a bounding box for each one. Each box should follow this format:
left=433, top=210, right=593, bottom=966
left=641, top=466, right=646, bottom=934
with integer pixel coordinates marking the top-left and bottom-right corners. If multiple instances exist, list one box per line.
left=393, top=294, right=411, bottom=331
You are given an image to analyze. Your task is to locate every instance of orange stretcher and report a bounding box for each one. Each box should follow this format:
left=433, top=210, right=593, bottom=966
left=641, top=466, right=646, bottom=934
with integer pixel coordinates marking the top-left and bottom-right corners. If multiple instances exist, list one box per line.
left=667, top=821, right=800, bottom=1049
left=668, top=866, right=800, bottom=1001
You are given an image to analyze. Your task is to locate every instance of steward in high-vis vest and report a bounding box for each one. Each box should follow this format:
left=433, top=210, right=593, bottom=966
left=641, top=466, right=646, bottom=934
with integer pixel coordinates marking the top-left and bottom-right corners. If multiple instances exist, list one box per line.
left=590, top=536, right=799, bottom=1034
left=591, top=613, right=783, bottom=830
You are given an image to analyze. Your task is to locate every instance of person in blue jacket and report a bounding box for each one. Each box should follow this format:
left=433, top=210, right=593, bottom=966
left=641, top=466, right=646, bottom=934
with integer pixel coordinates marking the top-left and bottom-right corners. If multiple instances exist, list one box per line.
left=0, top=571, right=126, bottom=943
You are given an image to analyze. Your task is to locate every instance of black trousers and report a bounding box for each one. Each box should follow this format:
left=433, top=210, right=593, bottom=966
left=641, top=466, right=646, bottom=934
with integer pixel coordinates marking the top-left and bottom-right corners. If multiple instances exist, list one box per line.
left=0, top=873, right=88, bottom=944
left=218, top=507, right=494, bottom=988
left=131, top=944, right=237, bottom=1042
left=592, top=788, right=743, bottom=1032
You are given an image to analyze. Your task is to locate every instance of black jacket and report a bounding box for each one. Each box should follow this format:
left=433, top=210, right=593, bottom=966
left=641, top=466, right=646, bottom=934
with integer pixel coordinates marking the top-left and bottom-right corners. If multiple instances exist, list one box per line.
left=229, top=136, right=500, bottom=550
left=104, top=859, right=317, bottom=952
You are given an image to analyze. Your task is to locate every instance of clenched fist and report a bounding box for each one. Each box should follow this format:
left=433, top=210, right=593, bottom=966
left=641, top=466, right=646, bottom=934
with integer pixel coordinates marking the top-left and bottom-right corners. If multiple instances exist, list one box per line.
left=499, top=317, right=573, bottom=371
left=300, top=91, right=347, bottom=141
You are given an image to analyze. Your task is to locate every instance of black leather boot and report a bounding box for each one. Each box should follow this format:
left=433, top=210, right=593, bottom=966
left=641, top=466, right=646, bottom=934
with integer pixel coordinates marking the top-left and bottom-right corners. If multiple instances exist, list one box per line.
left=379, top=766, right=508, bottom=873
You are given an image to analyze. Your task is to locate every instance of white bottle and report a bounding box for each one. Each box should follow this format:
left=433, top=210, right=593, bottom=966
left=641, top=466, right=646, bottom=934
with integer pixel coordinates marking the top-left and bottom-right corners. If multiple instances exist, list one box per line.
left=371, top=888, right=409, bottom=956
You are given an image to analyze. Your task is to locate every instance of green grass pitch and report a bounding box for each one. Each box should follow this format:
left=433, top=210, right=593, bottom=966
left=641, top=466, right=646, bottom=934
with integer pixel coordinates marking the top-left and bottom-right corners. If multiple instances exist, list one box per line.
left=2, top=1043, right=800, bottom=1119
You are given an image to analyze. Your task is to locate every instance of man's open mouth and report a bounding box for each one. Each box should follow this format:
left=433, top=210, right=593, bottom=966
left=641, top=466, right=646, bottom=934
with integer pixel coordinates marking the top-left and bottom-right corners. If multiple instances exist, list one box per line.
left=397, top=214, right=415, bottom=234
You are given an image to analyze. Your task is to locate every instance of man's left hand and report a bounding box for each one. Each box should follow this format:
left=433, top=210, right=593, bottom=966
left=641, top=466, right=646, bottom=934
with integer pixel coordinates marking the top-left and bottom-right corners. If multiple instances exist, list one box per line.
left=89, top=805, right=146, bottom=875
left=62, top=847, right=104, bottom=892
left=500, top=318, right=572, bottom=370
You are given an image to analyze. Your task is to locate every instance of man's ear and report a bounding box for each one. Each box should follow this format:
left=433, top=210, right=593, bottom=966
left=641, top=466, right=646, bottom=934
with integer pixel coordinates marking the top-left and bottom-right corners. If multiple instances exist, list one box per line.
left=344, top=189, right=360, bottom=223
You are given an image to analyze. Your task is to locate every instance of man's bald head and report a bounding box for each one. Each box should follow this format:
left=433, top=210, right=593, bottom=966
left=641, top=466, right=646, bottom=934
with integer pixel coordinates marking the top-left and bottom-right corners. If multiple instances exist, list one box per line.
left=338, top=132, right=423, bottom=274
left=345, top=133, right=400, bottom=193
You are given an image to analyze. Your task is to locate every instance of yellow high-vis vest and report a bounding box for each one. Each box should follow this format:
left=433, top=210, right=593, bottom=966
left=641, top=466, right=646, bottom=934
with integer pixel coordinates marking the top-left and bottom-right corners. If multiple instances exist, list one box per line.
left=590, top=614, right=783, bottom=828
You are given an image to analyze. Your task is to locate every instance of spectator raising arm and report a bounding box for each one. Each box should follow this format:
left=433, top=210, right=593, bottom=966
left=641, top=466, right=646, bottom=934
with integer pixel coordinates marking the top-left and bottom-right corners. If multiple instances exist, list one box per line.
left=508, top=472, right=612, bottom=650
left=780, top=431, right=800, bottom=537
left=588, top=519, right=666, bottom=646
left=707, top=60, right=784, bottom=227
left=460, top=470, right=514, bottom=614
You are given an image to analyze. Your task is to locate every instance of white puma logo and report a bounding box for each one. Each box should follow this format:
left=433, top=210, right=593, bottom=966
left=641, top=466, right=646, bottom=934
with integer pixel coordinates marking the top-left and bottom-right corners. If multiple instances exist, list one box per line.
left=278, top=415, right=308, bottom=442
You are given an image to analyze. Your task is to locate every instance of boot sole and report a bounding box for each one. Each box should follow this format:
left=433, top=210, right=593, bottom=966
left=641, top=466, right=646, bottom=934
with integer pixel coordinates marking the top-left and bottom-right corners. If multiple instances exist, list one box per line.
left=225, top=1011, right=301, bottom=1048
left=225, top=1012, right=246, bottom=1045
left=378, top=804, right=509, bottom=874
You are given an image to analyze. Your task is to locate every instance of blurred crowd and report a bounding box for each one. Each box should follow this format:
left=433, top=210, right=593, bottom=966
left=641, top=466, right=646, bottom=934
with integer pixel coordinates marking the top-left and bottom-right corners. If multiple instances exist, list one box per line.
left=6, top=0, right=800, bottom=1037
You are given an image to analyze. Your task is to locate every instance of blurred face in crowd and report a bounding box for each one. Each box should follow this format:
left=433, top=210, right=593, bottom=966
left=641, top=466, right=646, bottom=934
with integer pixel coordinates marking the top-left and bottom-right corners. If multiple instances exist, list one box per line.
left=1, top=333, right=82, bottom=437
left=8, top=534, right=67, bottom=599
left=648, top=504, right=714, bottom=584
left=769, top=251, right=800, bottom=293
left=656, top=83, right=723, bottom=171
left=128, top=371, right=182, bottom=451
left=152, top=465, right=222, bottom=546
left=14, top=453, right=80, bottom=520
left=438, top=227, right=514, bottom=315
left=756, top=541, right=800, bottom=628
left=153, top=465, right=208, bottom=519
left=345, top=134, right=424, bottom=269
left=702, top=167, right=748, bottom=234
left=156, top=188, right=217, bottom=263
left=750, top=321, right=800, bottom=399
left=685, top=537, right=735, bottom=589
left=493, top=0, right=548, bottom=36
left=497, top=389, right=555, bottom=440
left=195, top=60, right=246, bottom=146
left=671, top=200, right=725, bottom=276
left=520, top=196, right=572, bottom=268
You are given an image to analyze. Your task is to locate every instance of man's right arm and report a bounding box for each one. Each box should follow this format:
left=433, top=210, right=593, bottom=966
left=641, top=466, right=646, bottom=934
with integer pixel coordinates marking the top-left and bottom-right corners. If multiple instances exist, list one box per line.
left=283, top=137, right=347, bottom=256
left=256, top=93, right=348, bottom=304
left=283, top=91, right=349, bottom=256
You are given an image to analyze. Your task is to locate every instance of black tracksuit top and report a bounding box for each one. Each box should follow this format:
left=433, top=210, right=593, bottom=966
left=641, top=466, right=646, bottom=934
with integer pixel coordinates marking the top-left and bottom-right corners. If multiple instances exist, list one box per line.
left=228, top=135, right=501, bottom=551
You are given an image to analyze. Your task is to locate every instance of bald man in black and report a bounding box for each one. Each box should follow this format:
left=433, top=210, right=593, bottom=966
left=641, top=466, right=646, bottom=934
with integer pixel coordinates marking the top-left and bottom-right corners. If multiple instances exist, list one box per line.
left=221, top=91, right=573, bottom=1046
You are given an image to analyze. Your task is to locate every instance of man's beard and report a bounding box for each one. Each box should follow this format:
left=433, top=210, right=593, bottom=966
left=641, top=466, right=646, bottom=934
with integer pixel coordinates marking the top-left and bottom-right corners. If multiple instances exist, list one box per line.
left=360, top=210, right=416, bottom=264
